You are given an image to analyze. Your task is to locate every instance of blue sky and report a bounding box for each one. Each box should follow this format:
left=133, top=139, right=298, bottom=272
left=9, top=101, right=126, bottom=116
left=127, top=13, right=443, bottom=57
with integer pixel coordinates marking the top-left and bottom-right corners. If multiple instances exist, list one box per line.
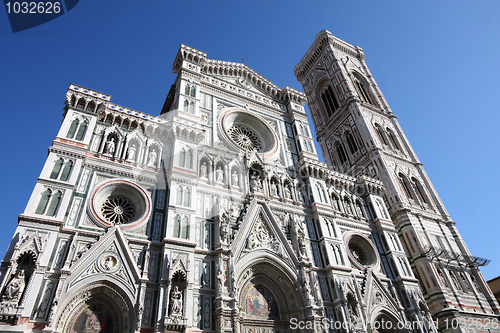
left=0, top=1, right=499, bottom=280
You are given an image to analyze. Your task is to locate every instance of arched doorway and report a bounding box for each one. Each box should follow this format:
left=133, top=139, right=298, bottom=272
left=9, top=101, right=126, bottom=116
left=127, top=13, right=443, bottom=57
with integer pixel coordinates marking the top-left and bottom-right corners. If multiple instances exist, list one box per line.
left=55, top=283, right=134, bottom=333
left=373, top=313, right=402, bottom=333
left=237, top=261, right=304, bottom=333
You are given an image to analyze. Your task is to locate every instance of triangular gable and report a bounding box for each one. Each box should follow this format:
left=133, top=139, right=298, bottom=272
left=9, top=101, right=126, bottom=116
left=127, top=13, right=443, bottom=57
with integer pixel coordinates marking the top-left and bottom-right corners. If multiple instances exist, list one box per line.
left=66, top=227, right=141, bottom=298
left=231, top=199, right=298, bottom=266
left=364, top=269, right=402, bottom=320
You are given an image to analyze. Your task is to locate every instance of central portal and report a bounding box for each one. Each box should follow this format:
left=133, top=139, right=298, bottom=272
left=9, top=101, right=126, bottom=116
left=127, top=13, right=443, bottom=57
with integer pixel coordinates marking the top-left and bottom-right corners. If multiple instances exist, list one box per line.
left=245, top=284, right=280, bottom=321
left=237, top=261, right=304, bottom=333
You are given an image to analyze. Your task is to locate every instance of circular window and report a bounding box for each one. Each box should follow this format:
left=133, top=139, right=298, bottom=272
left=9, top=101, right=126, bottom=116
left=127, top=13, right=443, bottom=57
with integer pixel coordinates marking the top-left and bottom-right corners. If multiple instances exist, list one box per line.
left=88, top=179, right=151, bottom=230
left=348, top=243, right=366, bottom=265
left=346, top=234, right=379, bottom=269
left=219, top=109, right=278, bottom=155
left=227, top=125, right=262, bottom=152
left=101, top=196, right=136, bottom=224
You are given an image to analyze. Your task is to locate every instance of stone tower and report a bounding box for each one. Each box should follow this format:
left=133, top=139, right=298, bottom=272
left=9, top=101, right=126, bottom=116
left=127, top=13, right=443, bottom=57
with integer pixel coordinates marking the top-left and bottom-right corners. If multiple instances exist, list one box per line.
left=294, top=30, right=500, bottom=332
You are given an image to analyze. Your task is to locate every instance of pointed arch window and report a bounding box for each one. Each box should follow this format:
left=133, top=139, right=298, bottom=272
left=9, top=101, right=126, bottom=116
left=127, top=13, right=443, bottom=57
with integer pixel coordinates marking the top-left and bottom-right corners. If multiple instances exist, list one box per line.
left=352, top=73, right=374, bottom=105
left=67, top=119, right=79, bottom=139
left=185, top=149, right=193, bottom=168
left=46, top=191, right=61, bottom=216
left=189, top=101, right=195, bottom=114
left=35, top=189, right=62, bottom=216
left=178, top=147, right=193, bottom=169
left=398, top=173, right=415, bottom=200
left=179, top=148, right=186, bottom=167
left=176, top=187, right=183, bottom=206
left=184, top=84, right=196, bottom=97
left=183, top=188, right=191, bottom=207
left=60, top=160, right=73, bottom=181
left=183, top=100, right=189, bottom=113
left=181, top=216, right=189, bottom=239
left=173, top=214, right=181, bottom=238
left=36, top=189, right=52, bottom=214
left=175, top=185, right=191, bottom=207
left=374, top=124, right=388, bottom=146
left=50, top=159, right=64, bottom=179
left=411, top=177, right=428, bottom=204
left=386, top=128, right=400, bottom=151
left=75, top=121, right=87, bottom=141
left=335, top=142, right=348, bottom=164
left=321, top=85, right=340, bottom=117
left=345, top=132, right=358, bottom=154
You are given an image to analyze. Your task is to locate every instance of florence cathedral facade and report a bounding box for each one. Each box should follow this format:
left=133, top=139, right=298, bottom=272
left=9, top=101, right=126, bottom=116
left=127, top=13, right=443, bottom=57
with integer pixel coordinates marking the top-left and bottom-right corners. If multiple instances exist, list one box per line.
left=0, top=31, right=498, bottom=333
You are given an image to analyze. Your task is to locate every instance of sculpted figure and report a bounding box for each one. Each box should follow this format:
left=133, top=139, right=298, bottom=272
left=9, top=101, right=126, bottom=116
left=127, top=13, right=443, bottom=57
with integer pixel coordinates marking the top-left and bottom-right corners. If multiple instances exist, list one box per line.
left=3, top=269, right=25, bottom=302
left=271, top=181, right=278, bottom=196
left=216, top=166, right=224, bottom=183
left=170, top=286, right=183, bottom=316
left=147, top=149, right=157, bottom=167
left=127, top=144, right=136, bottom=161
left=250, top=171, right=262, bottom=191
left=284, top=185, right=291, bottom=199
left=104, top=137, right=115, bottom=155
left=232, top=170, right=239, bottom=186
left=200, top=162, right=207, bottom=179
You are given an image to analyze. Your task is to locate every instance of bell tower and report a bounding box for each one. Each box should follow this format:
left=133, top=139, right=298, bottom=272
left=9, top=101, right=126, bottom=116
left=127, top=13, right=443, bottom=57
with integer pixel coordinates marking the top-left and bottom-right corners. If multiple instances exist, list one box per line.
left=295, top=30, right=499, bottom=331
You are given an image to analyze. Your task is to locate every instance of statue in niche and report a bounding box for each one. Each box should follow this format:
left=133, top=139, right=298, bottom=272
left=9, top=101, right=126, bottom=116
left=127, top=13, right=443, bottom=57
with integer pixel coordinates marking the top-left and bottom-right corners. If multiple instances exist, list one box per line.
left=217, top=265, right=227, bottom=293
left=104, top=137, right=116, bottom=155
left=271, top=181, right=278, bottom=196
left=170, top=286, right=183, bottom=316
left=292, top=217, right=307, bottom=257
left=218, top=207, right=230, bottom=244
left=232, top=170, right=239, bottom=186
left=284, top=185, right=291, bottom=199
left=2, top=269, right=25, bottom=302
left=200, top=162, right=207, bottom=179
left=216, top=166, right=224, bottom=183
left=250, top=171, right=263, bottom=191
left=147, top=149, right=157, bottom=167
left=127, top=143, right=136, bottom=161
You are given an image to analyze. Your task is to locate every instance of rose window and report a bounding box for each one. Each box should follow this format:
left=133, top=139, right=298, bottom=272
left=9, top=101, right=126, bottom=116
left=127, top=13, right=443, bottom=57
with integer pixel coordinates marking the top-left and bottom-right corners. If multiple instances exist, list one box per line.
left=101, top=196, right=136, bottom=224
left=349, top=243, right=366, bottom=265
left=227, top=125, right=262, bottom=152
left=219, top=110, right=277, bottom=155
left=346, top=234, right=379, bottom=269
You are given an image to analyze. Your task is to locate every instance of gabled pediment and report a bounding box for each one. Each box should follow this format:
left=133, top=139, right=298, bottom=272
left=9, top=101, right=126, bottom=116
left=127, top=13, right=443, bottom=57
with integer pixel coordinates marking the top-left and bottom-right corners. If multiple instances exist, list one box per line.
left=231, top=199, right=298, bottom=267
left=66, top=227, right=141, bottom=298
left=364, top=269, right=403, bottom=319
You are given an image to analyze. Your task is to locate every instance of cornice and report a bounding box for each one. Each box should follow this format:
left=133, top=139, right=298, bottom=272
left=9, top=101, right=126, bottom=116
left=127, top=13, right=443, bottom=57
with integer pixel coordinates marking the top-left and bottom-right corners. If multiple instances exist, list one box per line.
left=294, top=30, right=365, bottom=81
left=174, top=44, right=306, bottom=107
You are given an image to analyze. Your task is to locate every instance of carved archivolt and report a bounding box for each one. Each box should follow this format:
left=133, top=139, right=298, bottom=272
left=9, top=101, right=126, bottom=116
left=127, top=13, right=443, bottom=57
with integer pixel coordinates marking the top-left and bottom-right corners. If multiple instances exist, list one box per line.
left=55, top=282, right=134, bottom=333
left=237, top=260, right=303, bottom=317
